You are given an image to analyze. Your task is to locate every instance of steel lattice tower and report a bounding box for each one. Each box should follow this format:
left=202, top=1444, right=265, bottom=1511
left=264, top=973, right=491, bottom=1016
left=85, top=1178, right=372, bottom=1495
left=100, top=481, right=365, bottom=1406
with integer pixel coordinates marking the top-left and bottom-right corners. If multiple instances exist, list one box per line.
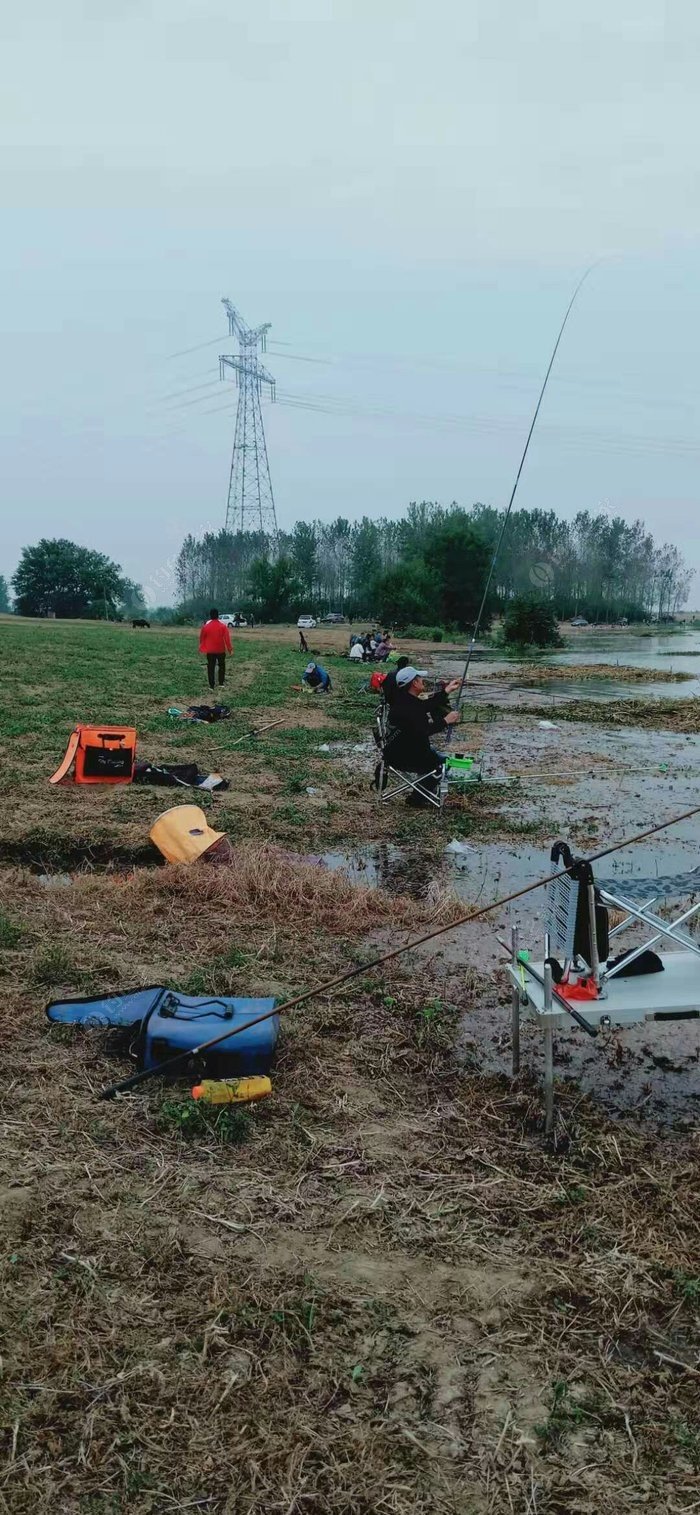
left=220, top=298, right=278, bottom=537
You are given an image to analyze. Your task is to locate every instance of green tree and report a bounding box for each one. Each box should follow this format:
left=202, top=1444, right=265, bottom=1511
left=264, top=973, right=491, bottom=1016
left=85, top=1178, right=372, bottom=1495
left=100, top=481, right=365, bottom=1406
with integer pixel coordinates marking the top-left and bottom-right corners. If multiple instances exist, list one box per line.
left=289, top=522, right=318, bottom=600
left=349, top=517, right=381, bottom=615
left=0, top=575, right=10, bottom=613
left=12, top=539, right=129, bottom=619
left=247, top=556, right=303, bottom=622
left=502, top=596, right=563, bottom=648
left=372, top=560, right=440, bottom=627
left=117, top=579, right=147, bottom=618
left=422, top=513, right=493, bottom=629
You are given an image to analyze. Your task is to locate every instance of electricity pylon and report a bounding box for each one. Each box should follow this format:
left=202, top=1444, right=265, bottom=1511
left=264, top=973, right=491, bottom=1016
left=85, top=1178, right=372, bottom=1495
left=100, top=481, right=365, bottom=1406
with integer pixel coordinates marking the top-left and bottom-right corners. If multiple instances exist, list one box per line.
left=220, top=298, right=278, bottom=537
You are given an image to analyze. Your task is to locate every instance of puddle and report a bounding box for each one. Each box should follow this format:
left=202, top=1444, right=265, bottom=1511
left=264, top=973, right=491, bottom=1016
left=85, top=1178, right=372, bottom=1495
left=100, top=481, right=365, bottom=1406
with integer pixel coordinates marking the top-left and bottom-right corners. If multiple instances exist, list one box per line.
left=455, top=965, right=700, bottom=1130
left=321, top=844, right=440, bottom=899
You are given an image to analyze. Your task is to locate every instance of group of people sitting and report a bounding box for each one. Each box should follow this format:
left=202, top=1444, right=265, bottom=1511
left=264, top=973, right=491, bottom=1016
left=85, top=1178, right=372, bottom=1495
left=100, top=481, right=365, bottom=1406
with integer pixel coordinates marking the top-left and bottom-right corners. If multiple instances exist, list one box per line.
left=349, top=631, right=395, bottom=662
left=375, top=658, right=461, bottom=806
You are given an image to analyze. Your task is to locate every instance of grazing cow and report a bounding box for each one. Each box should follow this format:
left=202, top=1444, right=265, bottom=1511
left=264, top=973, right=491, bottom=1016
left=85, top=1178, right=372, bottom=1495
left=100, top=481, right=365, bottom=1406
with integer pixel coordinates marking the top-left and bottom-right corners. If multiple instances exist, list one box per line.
left=132, top=618, right=150, bottom=628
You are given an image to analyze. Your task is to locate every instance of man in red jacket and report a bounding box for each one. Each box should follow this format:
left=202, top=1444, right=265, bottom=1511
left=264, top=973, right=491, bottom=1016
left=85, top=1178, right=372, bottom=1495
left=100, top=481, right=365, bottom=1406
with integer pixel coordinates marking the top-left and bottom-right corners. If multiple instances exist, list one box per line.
left=198, top=608, right=233, bottom=691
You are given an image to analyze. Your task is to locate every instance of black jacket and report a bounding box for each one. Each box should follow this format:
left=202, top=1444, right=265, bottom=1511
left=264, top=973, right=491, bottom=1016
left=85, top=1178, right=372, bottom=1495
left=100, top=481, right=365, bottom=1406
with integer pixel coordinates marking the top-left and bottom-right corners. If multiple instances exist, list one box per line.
left=384, top=690, right=449, bottom=772
left=382, top=668, right=400, bottom=706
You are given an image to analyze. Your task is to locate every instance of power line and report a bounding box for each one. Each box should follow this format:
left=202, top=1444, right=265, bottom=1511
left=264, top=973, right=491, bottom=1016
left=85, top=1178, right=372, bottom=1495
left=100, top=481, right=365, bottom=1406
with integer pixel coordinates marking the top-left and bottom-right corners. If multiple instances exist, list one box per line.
left=157, top=379, right=221, bottom=405
left=142, top=372, right=700, bottom=466
left=165, top=333, right=229, bottom=359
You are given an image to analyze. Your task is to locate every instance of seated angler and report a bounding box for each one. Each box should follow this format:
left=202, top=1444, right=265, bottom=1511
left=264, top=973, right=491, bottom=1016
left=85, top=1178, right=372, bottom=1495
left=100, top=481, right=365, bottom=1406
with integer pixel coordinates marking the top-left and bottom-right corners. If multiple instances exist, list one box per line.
left=383, top=665, right=461, bottom=804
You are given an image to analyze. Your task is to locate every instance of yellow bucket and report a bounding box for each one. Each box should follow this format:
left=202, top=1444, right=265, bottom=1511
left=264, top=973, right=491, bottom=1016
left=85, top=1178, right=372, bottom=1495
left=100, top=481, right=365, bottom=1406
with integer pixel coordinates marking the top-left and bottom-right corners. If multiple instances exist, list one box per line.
left=149, top=804, right=227, bottom=864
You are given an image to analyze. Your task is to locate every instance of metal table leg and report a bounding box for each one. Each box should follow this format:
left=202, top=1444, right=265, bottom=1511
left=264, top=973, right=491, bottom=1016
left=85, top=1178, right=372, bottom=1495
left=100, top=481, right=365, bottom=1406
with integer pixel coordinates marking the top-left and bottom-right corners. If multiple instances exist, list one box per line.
left=543, top=960, right=554, bottom=1133
left=543, top=1024, right=554, bottom=1134
left=511, top=985, right=521, bottom=1074
left=510, top=926, right=521, bottom=1074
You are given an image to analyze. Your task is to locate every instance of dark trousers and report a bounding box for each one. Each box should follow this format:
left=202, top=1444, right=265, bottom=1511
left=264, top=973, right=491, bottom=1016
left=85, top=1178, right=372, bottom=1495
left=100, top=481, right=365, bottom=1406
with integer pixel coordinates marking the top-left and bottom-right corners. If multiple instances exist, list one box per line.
left=206, top=653, right=226, bottom=689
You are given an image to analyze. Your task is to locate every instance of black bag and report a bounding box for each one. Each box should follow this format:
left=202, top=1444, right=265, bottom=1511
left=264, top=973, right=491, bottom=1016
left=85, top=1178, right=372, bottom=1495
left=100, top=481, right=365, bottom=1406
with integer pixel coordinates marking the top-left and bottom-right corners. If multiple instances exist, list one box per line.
left=134, top=761, right=202, bottom=788
left=133, top=762, right=229, bottom=792
left=608, top=949, right=664, bottom=977
left=186, top=705, right=231, bottom=723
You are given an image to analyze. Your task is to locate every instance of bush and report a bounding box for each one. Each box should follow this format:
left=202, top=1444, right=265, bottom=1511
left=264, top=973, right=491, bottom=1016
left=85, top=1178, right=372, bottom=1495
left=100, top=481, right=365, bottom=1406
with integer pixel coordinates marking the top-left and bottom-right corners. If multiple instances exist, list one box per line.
left=502, top=597, right=563, bottom=649
left=402, top=625, right=444, bottom=641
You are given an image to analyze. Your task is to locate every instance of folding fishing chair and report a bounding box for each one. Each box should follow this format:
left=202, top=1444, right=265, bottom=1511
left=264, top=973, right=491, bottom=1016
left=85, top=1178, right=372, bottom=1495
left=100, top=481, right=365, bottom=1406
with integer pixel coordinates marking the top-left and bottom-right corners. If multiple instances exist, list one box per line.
left=546, top=847, right=700, bottom=989
left=376, top=753, right=447, bottom=811
left=596, top=864, right=700, bottom=981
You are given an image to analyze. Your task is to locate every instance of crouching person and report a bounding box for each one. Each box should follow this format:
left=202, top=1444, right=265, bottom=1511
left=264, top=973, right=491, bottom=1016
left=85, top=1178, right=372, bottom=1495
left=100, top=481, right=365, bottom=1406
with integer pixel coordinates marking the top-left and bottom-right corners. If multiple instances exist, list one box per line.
left=302, top=660, right=333, bottom=694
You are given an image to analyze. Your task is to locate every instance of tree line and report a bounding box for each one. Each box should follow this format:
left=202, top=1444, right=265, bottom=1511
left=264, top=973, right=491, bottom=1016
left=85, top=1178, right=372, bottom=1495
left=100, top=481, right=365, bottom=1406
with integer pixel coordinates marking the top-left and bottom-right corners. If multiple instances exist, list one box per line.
left=3, top=506, right=693, bottom=628
left=174, top=504, right=694, bottom=630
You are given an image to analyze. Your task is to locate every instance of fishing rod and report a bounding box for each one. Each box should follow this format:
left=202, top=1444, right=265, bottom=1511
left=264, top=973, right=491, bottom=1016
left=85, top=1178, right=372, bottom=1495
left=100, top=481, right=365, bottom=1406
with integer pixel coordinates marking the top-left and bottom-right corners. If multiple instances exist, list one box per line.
left=100, top=795, right=700, bottom=1098
left=228, top=717, right=286, bottom=747
left=454, top=264, right=597, bottom=713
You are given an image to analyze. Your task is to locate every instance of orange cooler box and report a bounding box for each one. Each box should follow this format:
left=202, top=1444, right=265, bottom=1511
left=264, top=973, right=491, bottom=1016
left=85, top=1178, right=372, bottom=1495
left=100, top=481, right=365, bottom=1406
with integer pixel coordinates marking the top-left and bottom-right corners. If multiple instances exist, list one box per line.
left=50, top=726, right=137, bottom=785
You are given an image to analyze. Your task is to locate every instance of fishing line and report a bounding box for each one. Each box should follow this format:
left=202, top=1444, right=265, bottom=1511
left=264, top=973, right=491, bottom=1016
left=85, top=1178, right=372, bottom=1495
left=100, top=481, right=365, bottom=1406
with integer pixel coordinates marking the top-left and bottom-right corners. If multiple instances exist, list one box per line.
left=100, top=795, right=700, bottom=1098
left=455, top=264, right=597, bottom=711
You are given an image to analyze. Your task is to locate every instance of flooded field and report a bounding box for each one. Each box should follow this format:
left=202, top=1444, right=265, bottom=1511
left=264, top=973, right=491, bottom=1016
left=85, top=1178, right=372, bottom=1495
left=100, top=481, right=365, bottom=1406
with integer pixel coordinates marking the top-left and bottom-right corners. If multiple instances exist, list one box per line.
left=326, top=710, right=700, bottom=1126
left=441, top=628, right=700, bottom=704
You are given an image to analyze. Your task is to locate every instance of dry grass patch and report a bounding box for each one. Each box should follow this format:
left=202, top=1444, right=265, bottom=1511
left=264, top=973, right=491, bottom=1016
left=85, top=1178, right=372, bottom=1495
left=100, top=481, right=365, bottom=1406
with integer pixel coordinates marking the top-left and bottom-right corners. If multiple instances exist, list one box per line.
left=487, top=662, right=694, bottom=685
left=144, top=842, right=463, bottom=935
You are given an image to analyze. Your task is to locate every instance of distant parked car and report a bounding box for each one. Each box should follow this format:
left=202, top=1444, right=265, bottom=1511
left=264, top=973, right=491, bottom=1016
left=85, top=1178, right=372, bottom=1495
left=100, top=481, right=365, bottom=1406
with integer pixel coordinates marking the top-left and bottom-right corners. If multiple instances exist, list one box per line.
left=570, top=616, right=589, bottom=627
left=297, top=614, right=317, bottom=629
left=220, top=613, right=248, bottom=627
left=321, top=612, right=346, bottom=624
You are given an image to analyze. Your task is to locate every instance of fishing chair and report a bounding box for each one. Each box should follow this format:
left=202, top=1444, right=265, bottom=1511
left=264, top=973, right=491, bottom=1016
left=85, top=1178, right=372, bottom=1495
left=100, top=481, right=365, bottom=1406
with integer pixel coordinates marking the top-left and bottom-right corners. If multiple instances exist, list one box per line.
left=595, top=864, right=700, bottom=982
left=375, top=752, right=446, bottom=812
left=369, top=703, right=445, bottom=810
left=509, top=842, right=700, bottom=1132
left=546, top=844, right=700, bottom=988
left=544, top=842, right=610, bottom=993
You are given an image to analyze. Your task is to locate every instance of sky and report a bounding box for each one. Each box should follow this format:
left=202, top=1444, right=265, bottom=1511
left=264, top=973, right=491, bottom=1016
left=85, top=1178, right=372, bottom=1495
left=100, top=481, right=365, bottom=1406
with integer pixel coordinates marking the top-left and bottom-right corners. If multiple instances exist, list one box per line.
left=1, top=0, right=700, bottom=604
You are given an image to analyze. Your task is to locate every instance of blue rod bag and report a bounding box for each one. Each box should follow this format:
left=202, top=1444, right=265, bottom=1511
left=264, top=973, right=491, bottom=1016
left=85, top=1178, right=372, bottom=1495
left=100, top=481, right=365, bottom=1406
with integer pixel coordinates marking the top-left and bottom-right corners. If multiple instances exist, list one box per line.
left=46, top=985, right=279, bottom=1077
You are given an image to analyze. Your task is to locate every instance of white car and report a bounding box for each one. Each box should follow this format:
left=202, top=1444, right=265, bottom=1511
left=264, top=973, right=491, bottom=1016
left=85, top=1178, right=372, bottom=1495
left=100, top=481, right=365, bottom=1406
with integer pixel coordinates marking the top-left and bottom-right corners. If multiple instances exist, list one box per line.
left=220, top=613, right=248, bottom=627
left=297, top=615, right=317, bottom=629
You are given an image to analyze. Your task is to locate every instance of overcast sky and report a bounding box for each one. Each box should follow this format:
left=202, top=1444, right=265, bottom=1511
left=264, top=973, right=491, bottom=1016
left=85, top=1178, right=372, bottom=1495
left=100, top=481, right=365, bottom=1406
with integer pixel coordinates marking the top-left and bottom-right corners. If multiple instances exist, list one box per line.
left=2, top=0, right=699, bottom=603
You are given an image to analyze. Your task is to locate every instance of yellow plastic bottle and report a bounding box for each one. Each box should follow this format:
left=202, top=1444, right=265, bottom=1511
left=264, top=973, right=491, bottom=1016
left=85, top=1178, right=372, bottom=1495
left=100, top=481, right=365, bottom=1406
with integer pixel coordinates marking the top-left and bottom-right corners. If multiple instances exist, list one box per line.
left=191, top=1076, right=272, bottom=1105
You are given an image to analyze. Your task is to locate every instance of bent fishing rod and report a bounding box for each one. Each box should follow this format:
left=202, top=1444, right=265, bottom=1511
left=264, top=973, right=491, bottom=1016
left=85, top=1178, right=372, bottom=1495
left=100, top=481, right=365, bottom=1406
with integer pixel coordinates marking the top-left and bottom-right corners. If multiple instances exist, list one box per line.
left=100, top=795, right=700, bottom=1098
left=454, top=264, right=597, bottom=713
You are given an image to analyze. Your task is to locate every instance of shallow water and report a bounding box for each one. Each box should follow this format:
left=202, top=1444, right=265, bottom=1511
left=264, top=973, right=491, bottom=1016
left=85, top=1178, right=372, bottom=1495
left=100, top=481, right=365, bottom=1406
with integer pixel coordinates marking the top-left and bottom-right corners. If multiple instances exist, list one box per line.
left=324, top=713, right=700, bottom=1125
left=553, top=628, right=700, bottom=676
left=440, top=628, right=700, bottom=703
left=511, top=676, right=699, bottom=703
left=321, top=843, right=439, bottom=898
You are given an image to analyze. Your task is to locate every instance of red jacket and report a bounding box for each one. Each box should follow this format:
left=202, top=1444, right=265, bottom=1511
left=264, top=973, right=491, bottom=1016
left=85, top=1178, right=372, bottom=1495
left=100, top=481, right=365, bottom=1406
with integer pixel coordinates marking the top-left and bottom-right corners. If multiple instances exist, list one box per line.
left=199, top=618, right=233, bottom=655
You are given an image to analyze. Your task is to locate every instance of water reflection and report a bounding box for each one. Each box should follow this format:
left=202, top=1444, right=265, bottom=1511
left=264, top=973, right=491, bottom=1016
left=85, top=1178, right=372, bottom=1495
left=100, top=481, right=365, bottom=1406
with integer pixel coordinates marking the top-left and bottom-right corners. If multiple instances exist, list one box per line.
left=321, top=842, right=439, bottom=899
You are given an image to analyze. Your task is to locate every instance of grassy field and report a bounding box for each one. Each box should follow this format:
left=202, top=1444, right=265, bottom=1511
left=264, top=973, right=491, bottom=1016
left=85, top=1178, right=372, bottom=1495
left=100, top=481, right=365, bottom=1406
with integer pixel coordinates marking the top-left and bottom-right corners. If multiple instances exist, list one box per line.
left=1, top=618, right=699, bottom=1514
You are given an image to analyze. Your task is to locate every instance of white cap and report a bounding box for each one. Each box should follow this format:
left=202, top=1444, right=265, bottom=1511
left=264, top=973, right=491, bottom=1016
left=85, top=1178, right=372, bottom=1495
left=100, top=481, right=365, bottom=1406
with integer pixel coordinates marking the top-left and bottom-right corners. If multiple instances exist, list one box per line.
left=396, top=665, right=428, bottom=687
